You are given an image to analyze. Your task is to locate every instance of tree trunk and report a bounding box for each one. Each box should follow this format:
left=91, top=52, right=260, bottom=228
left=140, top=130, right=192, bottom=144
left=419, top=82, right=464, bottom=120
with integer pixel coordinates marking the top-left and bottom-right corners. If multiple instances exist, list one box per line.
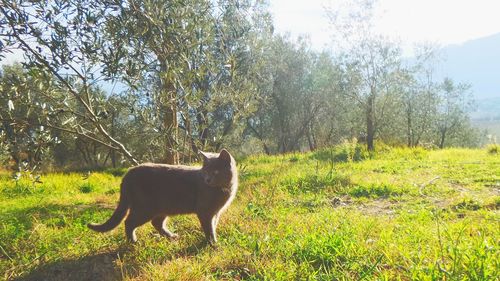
left=439, top=129, right=446, bottom=149
left=366, top=93, right=375, bottom=151
left=246, top=119, right=270, bottom=155
left=160, top=61, right=179, bottom=164
left=406, top=105, right=413, bottom=147
left=262, top=143, right=270, bottom=155
left=307, top=124, right=316, bottom=151
left=197, top=110, right=209, bottom=148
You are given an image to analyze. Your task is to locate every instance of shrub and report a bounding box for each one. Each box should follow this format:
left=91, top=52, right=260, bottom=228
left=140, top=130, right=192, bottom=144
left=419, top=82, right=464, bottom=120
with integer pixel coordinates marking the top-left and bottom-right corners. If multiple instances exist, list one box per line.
left=452, top=199, right=481, bottom=211
left=349, top=183, right=405, bottom=198
left=312, top=139, right=369, bottom=163
left=486, top=144, right=498, bottom=154
left=79, top=182, right=95, bottom=193
left=104, top=167, right=128, bottom=177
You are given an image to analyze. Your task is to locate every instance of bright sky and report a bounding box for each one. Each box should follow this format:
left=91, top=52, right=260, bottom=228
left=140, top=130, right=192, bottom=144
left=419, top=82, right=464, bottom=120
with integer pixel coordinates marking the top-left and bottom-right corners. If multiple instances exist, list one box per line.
left=270, top=0, right=500, bottom=50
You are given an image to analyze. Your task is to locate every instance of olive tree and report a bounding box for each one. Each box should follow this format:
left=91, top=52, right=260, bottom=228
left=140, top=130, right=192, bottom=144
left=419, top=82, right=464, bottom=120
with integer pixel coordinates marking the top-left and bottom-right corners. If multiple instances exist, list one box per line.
left=0, top=0, right=139, bottom=164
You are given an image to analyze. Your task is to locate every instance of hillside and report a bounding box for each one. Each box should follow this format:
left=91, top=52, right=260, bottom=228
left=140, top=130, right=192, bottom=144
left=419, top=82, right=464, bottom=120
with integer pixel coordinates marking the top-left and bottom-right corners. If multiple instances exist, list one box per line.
left=441, top=33, right=500, bottom=100
left=1, top=146, right=499, bottom=280
left=438, top=33, right=500, bottom=126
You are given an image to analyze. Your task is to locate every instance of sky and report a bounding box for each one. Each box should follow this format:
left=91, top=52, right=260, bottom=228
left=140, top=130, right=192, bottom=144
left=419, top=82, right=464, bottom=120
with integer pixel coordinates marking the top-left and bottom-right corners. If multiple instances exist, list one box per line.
left=270, top=0, right=500, bottom=51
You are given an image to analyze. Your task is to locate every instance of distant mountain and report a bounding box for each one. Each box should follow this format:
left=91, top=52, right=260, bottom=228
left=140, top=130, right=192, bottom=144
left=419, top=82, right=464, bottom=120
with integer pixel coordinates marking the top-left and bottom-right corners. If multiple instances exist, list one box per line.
left=440, top=33, right=500, bottom=100
left=439, top=33, right=500, bottom=123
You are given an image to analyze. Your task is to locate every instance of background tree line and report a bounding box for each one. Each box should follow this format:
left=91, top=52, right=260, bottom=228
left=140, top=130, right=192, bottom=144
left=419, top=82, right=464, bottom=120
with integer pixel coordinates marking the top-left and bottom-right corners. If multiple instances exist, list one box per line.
left=0, top=0, right=481, bottom=171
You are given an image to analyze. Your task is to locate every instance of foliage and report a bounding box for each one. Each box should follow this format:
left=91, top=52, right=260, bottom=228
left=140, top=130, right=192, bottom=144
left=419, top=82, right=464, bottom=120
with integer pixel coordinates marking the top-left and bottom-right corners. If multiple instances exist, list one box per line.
left=0, top=64, right=61, bottom=169
left=486, top=144, right=498, bottom=154
left=0, top=0, right=138, bottom=164
left=0, top=0, right=272, bottom=166
left=436, top=78, right=476, bottom=148
left=0, top=0, right=482, bottom=169
left=312, top=138, right=369, bottom=163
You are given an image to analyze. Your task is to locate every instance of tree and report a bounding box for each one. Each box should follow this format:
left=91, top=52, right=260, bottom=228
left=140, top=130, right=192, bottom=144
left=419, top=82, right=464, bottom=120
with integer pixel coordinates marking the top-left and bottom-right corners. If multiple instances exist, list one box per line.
left=97, top=0, right=271, bottom=163
left=0, top=0, right=139, bottom=165
left=247, top=35, right=336, bottom=153
left=398, top=45, right=441, bottom=147
left=0, top=0, right=272, bottom=166
left=436, top=78, right=474, bottom=148
left=337, top=38, right=402, bottom=150
left=248, top=36, right=304, bottom=153
left=98, top=0, right=216, bottom=164
left=326, top=0, right=402, bottom=151
left=0, top=64, right=59, bottom=168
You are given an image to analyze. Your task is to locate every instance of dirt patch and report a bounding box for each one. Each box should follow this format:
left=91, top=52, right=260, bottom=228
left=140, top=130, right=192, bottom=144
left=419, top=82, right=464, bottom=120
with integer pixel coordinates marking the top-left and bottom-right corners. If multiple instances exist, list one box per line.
left=425, top=182, right=500, bottom=211
left=331, top=196, right=398, bottom=216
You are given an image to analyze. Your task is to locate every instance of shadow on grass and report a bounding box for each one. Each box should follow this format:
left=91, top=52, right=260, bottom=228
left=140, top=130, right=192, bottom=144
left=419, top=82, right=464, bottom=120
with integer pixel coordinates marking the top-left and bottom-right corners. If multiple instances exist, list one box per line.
left=3, top=202, right=214, bottom=280
left=1, top=203, right=120, bottom=280
left=14, top=249, right=125, bottom=281
left=13, top=238, right=211, bottom=281
left=11, top=237, right=212, bottom=281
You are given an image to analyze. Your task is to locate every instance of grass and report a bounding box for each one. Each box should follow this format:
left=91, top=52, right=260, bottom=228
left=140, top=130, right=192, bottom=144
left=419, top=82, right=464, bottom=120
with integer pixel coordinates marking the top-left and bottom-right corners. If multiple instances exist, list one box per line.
left=1, top=146, right=499, bottom=280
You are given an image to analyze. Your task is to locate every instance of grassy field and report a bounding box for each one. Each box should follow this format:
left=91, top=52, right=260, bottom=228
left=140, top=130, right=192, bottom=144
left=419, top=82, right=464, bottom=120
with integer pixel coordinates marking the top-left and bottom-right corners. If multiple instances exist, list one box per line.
left=1, top=146, right=499, bottom=280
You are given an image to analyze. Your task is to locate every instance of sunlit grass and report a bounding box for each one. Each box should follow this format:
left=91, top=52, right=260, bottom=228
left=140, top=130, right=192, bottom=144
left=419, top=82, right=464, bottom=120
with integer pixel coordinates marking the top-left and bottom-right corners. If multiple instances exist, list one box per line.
left=1, top=146, right=499, bottom=280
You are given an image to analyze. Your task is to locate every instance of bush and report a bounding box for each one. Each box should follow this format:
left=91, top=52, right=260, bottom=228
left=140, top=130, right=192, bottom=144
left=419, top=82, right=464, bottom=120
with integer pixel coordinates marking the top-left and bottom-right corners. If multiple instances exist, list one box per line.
left=486, top=144, right=498, bottom=154
left=349, top=183, right=405, bottom=198
left=79, top=182, right=95, bottom=193
left=104, top=167, right=128, bottom=177
left=312, top=139, right=369, bottom=163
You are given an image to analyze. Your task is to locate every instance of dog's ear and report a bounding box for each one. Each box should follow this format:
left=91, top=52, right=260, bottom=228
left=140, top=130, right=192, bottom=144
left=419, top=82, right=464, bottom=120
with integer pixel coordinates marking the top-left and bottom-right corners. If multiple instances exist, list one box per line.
left=219, top=149, right=232, bottom=162
left=199, top=150, right=209, bottom=162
